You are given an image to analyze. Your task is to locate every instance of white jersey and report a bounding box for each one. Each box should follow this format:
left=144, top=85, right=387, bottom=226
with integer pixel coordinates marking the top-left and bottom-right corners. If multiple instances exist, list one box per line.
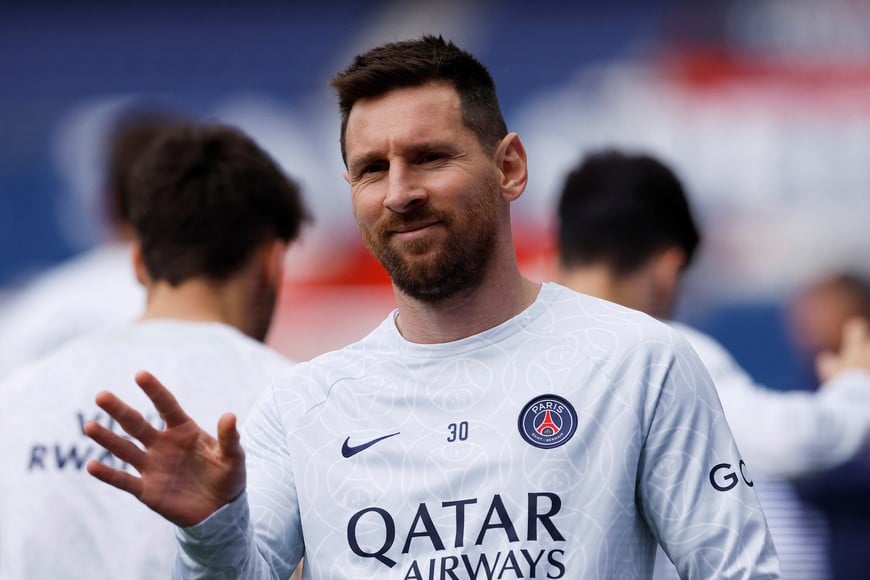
left=0, top=242, right=144, bottom=380
left=670, top=322, right=870, bottom=479
left=652, top=323, right=861, bottom=580
left=0, top=320, right=295, bottom=580
left=175, top=283, right=779, bottom=579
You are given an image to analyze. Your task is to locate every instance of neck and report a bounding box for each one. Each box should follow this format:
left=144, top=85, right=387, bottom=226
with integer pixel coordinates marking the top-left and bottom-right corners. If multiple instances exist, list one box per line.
left=393, top=257, right=540, bottom=344
left=558, top=263, right=657, bottom=316
left=139, top=277, right=262, bottom=340
left=558, top=265, right=622, bottom=305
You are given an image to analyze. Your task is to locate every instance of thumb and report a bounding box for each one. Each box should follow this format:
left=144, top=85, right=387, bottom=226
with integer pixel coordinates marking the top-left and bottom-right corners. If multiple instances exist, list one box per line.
left=815, top=351, right=839, bottom=384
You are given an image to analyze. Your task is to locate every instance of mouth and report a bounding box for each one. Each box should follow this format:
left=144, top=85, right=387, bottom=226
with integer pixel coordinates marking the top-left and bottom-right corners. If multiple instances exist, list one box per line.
left=390, top=220, right=440, bottom=239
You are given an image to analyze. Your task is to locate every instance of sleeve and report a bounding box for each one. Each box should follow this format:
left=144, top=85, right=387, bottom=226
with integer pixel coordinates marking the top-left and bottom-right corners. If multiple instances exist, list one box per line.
left=637, top=330, right=781, bottom=579
left=679, top=325, right=870, bottom=479
left=173, top=387, right=303, bottom=579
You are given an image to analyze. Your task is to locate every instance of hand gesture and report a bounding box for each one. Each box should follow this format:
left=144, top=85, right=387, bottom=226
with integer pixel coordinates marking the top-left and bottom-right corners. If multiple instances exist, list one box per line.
left=817, top=317, right=870, bottom=383
left=84, top=370, right=246, bottom=527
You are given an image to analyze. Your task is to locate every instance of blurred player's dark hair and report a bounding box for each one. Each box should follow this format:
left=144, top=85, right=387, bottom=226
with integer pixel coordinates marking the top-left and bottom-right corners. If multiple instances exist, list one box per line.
left=104, top=105, right=188, bottom=230
left=128, top=122, right=311, bottom=285
left=330, top=34, right=508, bottom=162
left=556, top=150, right=700, bottom=276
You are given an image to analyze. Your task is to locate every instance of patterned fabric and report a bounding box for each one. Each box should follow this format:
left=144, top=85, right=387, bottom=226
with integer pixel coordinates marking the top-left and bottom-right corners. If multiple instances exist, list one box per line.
left=176, top=283, right=779, bottom=579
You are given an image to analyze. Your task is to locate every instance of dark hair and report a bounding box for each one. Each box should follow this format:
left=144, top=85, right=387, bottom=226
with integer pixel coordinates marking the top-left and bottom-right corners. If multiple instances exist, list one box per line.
left=105, top=106, right=187, bottom=226
left=330, top=34, right=508, bottom=163
left=813, top=273, right=870, bottom=318
left=128, top=123, right=310, bottom=285
left=556, top=150, right=700, bottom=275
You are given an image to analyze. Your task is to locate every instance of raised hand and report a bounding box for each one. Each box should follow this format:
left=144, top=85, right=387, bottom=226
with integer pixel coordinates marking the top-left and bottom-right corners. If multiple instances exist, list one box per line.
left=83, top=370, right=246, bottom=527
left=817, top=317, right=870, bottom=383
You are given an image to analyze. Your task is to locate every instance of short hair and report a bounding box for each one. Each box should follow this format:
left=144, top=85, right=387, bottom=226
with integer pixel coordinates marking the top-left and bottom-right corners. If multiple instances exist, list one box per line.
left=556, top=150, right=700, bottom=276
left=330, top=35, right=508, bottom=163
left=809, top=272, right=870, bottom=319
left=128, top=123, right=310, bottom=286
left=105, top=106, right=187, bottom=227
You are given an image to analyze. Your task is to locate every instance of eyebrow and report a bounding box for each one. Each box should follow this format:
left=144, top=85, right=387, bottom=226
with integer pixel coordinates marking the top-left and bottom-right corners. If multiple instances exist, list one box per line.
left=348, top=140, right=457, bottom=171
left=347, top=152, right=383, bottom=173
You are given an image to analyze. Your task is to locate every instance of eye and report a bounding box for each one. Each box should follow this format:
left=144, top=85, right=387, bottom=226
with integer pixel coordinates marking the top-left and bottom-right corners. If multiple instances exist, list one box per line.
left=417, top=151, right=447, bottom=164
left=366, top=161, right=388, bottom=174
left=354, top=161, right=388, bottom=178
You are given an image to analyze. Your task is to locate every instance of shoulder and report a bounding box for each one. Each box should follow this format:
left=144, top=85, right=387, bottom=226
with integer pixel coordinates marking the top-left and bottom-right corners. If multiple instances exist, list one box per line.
left=268, top=312, right=399, bottom=409
left=540, top=282, right=681, bottom=351
left=667, top=322, right=730, bottom=361
left=665, top=321, right=751, bottom=384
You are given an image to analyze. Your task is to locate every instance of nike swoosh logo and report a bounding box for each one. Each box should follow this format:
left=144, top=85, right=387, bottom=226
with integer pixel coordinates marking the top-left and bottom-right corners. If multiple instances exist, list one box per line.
left=341, top=432, right=400, bottom=458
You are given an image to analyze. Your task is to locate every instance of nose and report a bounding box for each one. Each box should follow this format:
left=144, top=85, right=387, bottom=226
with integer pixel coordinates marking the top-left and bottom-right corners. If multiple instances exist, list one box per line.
left=384, top=163, right=427, bottom=213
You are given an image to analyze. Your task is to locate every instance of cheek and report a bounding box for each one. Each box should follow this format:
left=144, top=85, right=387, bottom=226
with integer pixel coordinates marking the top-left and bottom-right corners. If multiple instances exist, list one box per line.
left=350, top=186, right=382, bottom=226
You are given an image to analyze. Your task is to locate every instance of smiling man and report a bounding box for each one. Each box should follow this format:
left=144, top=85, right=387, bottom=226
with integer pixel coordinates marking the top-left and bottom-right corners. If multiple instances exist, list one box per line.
left=85, top=36, right=780, bottom=579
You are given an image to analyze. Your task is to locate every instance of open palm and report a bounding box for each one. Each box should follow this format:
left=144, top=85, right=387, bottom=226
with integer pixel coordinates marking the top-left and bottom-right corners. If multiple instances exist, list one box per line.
left=84, top=370, right=246, bottom=527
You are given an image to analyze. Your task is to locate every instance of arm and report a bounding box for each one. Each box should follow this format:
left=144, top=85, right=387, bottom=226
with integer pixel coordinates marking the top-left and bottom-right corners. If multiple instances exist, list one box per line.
left=173, top=380, right=303, bottom=579
left=717, top=370, right=870, bottom=478
left=675, top=322, right=870, bottom=479
left=639, top=330, right=780, bottom=579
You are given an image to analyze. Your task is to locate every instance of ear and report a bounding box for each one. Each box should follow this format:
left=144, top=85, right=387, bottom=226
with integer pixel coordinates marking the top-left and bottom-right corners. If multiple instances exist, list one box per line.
left=651, top=246, right=687, bottom=303
left=131, top=241, right=150, bottom=287
left=261, top=239, right=288, bottom=287
left=494, top=132, right=528, bottom=202
left=342, top=169, right=351, bottom=185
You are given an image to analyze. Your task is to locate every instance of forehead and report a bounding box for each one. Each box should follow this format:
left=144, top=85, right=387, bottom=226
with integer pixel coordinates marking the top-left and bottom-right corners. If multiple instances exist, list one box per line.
left=344, top=82, right=473, bottom=156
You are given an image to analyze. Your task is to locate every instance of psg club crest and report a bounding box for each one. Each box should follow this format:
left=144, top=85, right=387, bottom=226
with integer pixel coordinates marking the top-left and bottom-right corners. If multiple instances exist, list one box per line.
left=518, top=394, right=578, bottom=449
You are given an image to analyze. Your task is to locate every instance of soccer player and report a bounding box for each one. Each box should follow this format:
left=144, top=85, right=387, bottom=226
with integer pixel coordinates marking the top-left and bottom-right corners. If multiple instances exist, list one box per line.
left=788, top=272, right=870, bottom=580
left=553, top=149, right=870, bottom=579
left=0, top=122, right=310, bottom=579
left=0, top=105, right=185, bottom=380
left=84, top=36, right=779, bottom=578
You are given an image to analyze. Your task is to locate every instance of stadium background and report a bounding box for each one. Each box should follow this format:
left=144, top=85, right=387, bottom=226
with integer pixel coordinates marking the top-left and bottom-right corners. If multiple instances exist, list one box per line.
left=2, top=0, right=869, bottom=391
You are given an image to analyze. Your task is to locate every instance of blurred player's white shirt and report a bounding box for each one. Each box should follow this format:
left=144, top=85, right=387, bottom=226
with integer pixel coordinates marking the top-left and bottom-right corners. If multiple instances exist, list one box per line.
left=0, top=242, right=143, bottom=380
left=669, top=322, right=870, bottom=479
left=175, top=283, right=779, bottom=579
left=0, top=319, right=295, bottom=580
left=652, top=322, right=870, bottom=580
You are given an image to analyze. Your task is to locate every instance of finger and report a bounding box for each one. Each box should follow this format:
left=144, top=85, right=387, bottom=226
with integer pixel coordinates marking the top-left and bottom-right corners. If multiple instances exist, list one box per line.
left=815, top=351, right=839, bottom=383
left=86, top=459, right=144, bottom=498
left=83, top=420, right=146, bottom=472
left=95, top=390, right=159, bottom=448
left=135, top=370, right=193, bottom=429
left=841, top=317, right=869, bottom=351
left=216, top=413, right=244, bottom=461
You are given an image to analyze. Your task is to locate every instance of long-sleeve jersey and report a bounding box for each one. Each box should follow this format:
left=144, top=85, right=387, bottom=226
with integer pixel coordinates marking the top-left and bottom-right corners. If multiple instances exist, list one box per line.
left=653, top=322, right=870, bottom=580
left=175, top=283, right=780, bottom=579
left=670, top=322, right=870, bottom=479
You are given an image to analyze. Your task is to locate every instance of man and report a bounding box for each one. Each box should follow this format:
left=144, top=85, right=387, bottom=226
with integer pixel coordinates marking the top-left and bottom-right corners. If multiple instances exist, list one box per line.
left=788, top=272, right=870, bottom=579
left=84, top=36, right=779, bottom=579
left=554, top=149, right=870, bottom=579
left=0, top=122, right=310, bottom=579
left=0, top=105, right=184, bottom=380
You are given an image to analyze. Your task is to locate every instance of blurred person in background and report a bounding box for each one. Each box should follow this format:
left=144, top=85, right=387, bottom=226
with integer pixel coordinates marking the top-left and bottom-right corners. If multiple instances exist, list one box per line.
left=554, top=149, right=870, bottom=580
left=0, top=121, right=310, bottom=579
left=788, top=273, right=870, bottom=580
left=0, top=104, right=186, bottom=380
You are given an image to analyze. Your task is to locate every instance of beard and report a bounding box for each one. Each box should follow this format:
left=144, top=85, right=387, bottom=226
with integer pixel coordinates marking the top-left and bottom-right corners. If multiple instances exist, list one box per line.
left=358, top=175, right=500, bottom=303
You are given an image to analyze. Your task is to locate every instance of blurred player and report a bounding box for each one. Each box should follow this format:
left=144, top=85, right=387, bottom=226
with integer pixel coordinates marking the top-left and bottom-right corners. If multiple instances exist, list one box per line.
left=0, top=122, right=310, bottom=579
left=0, top=105, right=185, bottom=380
left=84, top=36, right=778, bottom=578
left=788, top=273, right=870, bottom=580
left=554, top=149, right=870, bottom=579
